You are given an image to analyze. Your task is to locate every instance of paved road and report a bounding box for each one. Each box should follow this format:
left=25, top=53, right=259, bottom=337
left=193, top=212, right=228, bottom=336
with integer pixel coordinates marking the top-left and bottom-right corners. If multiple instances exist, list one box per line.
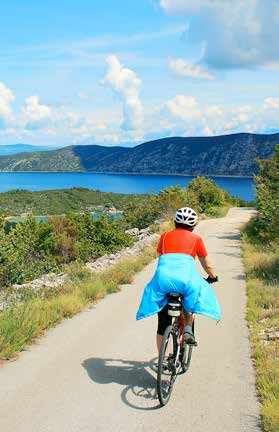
left=0, top=208, right=261, bottom=432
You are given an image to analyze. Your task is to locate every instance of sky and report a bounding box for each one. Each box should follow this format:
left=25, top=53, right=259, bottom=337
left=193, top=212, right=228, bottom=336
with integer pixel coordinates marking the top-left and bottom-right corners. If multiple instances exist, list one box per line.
left=0, top=0, right=278, bottom=147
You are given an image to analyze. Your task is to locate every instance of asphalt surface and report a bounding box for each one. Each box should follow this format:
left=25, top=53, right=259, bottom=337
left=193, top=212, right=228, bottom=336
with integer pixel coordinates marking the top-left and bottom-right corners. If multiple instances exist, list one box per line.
left=0, top=208, right=261, bottom=432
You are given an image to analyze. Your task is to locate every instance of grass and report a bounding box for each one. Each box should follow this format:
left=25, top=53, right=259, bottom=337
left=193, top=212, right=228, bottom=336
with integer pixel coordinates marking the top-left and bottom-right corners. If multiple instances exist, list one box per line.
left=242, top=221, right=279, bottom=432
left=205, top=204, right=231, bottom=218
left=0, top=243, right=157, bottom=359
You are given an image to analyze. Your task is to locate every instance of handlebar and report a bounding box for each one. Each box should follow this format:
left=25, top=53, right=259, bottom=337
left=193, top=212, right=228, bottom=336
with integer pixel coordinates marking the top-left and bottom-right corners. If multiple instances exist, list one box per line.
left=205, top=275, right=219, bottom=284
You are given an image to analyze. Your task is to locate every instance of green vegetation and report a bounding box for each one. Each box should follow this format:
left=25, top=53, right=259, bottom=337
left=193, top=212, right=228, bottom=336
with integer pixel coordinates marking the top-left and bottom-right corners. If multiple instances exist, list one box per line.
left=254, top=145, right=279, bottom=241
left=0, top=244, right=157, bottom=359
left=0, top=214, right=134, bottom=287
left=0, top=146, right=82, bottom=172
left=0, top=187, right=145, bottom=216
left=242, top=146, right=279, bottom=432
left=0, top=177, right=237, bottom=289
left=123, top=179, right=238, bottom=230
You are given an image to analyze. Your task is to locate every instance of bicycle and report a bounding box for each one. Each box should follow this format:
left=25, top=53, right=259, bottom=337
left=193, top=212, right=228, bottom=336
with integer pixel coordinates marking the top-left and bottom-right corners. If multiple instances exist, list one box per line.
left=157, top=292, right=194, bottom=406
left=156, top=276, right=218, bottom=406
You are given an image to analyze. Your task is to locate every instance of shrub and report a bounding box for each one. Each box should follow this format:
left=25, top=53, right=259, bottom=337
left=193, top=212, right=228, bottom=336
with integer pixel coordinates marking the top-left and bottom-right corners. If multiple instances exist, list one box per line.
left=123, top=195, right=161, bottom=229
left=0, top=218, right=58, bottom=286
left=254, top=145, right=279, bottom=240
left=157, top=186, right=201, bottom=216
left=188, top=176, right=228, bottom=212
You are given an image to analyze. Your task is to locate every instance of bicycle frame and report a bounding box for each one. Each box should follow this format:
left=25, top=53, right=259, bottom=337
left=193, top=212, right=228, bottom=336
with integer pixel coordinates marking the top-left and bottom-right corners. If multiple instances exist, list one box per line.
left=157, top=296, right=195, bottom=406
left=170, top=315, right=183, bottom=371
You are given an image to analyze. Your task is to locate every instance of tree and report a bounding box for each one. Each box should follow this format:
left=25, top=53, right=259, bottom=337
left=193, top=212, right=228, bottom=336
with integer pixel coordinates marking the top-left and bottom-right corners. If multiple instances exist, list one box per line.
left=158, top=185, right=201, bottom=216
left=254, top=145, right=279, bottom=239
left=188, top=176, right=227, bottom=212
left=123, top=195, right=161, bottom=229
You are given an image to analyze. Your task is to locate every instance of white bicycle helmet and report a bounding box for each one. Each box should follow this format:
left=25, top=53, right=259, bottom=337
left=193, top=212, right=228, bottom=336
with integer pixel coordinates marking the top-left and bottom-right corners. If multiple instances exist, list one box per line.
left=175, top=207, right=198, bottom=227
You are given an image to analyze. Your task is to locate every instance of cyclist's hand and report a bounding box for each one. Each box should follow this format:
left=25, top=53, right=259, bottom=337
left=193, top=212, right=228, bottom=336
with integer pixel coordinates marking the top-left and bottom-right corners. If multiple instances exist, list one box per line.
left=206, top=275, right=218, bottom=284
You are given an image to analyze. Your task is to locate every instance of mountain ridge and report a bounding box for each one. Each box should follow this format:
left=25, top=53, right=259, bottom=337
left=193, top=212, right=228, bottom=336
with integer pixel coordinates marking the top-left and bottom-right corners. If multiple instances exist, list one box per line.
left=0, top=132, right=278, bottom=176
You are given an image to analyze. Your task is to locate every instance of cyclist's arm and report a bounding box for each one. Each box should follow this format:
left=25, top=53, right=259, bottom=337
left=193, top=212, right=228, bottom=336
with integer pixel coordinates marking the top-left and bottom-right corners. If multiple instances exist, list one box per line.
left=198, top=256, right=217, bottom=279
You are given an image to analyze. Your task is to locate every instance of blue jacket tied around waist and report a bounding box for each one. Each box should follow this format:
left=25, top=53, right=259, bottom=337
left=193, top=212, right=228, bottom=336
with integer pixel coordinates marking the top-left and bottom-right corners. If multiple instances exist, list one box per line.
left=136, top=253, right=221, bottom=321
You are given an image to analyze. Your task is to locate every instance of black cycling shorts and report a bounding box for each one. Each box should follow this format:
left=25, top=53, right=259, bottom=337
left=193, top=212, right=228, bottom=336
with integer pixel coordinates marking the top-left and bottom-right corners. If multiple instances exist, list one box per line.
left=157, top=305, right=172, bottom=336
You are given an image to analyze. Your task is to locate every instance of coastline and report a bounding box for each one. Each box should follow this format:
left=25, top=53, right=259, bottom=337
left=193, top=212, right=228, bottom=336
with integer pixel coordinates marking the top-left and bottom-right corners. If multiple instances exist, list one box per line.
left=0, top=171, right=254, bottom=179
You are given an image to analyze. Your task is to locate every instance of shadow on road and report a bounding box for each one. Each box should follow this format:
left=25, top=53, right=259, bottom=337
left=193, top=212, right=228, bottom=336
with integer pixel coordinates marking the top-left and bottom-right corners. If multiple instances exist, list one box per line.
left=82, top=357, right=161, bottom=410
left=216, top=233, right=240, bottom=241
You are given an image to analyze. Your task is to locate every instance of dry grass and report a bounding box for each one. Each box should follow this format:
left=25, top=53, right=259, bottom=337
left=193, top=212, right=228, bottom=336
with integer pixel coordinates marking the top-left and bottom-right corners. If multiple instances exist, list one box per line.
left=242, top=227, right=279, bottom=432
left=0, top=243, right=158, bottom=360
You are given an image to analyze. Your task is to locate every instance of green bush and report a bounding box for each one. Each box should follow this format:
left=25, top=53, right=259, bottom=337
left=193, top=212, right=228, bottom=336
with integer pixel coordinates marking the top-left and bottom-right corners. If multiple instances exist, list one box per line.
left=123, top=195, right=161, bottom=229
left=254, top=145, right=279, bottom=240
left=157, top=185, right=201, bottom=215
left=0, top=218, right=58, bottom=285
left=0, top=214, right=134, bottom=288
left=188, top=176, right=229, bottom=212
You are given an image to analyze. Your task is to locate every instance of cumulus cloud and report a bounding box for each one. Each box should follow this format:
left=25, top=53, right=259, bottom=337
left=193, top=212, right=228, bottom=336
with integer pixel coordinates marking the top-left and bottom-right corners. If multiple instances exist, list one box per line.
left=162, top=94, right=279, bottom=137
left=263, top=97, right=279, bottom=109
left=22, top=96, right=52, bottom=130
left=169, top=58, right=214, bottom=80
left=160, top=0, right=279, bottom=69
left=102, top=55, right=143, bottom=130
left=0, top=82, right=15, bottom=127
left=164, top=95, right=200, bottom=120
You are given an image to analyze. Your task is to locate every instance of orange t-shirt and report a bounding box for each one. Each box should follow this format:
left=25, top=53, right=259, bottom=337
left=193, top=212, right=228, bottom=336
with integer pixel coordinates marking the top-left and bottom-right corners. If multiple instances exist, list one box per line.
left=157, top=228, right=207, bottom=259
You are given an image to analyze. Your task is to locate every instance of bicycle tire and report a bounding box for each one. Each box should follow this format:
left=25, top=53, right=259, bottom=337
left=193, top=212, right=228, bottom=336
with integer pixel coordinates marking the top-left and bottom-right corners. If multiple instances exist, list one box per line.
left=180, top=342, right=193, bottom=373
left=180, top=320, right=194, bottom=373
left=157, top=325, right=178, bottom=406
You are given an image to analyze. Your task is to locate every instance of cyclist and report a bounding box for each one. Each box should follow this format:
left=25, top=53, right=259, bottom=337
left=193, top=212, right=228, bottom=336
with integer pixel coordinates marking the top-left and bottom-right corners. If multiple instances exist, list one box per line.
left=136, top=207, right=221, bottom=352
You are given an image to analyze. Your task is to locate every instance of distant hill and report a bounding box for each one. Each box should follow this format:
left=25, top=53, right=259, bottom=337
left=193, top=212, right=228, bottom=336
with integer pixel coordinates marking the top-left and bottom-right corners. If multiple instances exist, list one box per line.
left=0, top=133, right=278, bottom=176
left=0, top=144, right=60, bottom=156
left=0, top=187, right=144, bottom=216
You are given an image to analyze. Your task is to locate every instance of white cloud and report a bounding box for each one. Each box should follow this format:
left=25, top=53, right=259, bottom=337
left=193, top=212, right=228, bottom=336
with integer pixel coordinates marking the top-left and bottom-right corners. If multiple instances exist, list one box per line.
left=160, top=0, right=218, bottom=15
left=169, top=58, right=214, bottom=80
left=164, top=95, right=200, bottom=120
left=160, top=0, right=279, bottom=69
left=102, top=55, right=143, bottom=130
left=203, top=126, right=214, bottom=136
left=263, top=97, right=279, bottom=109
left=22, top=96, right=52, bottom=130
left=0, top=82, right=15, bottom=127
left=161, top=94, right=279, bottom=137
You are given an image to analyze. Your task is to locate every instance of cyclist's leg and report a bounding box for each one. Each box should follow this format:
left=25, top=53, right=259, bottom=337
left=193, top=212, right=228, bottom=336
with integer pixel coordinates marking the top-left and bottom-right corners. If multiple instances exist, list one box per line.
left=157, top=305, right=172, bottom=353
left=184, top=311, right=194, bottom=327
left=183, top=311, right=196, bottom=344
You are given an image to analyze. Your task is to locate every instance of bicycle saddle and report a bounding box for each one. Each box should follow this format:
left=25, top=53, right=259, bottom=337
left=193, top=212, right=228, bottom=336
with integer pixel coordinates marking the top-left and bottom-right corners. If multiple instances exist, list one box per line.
left=167, top=293, right=184, bottom=300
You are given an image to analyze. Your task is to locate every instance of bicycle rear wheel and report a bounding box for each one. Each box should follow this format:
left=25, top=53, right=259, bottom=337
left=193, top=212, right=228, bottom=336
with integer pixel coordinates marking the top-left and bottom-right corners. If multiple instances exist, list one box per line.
left=157, top=325, right=178, bottom=406
left=180, top=343, right=193, bottom=373
left=180, top=320, right=194, bottom=373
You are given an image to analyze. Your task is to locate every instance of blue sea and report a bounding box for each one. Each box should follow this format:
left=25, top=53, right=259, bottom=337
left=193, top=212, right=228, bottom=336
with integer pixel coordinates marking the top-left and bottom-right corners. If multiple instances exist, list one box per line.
left=0, top=172, right=255, bottom=201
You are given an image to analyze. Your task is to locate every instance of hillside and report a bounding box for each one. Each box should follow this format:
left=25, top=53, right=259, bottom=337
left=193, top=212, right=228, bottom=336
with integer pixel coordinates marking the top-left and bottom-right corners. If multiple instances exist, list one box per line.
left=0, top=187, right=145, bottom=216
left=0, top=133, right=277, bottom=176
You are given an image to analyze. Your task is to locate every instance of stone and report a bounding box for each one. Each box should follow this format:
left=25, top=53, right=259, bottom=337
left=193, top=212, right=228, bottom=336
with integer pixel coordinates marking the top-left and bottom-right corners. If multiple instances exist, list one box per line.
left=125, top=228, right=140, bottom=236
left=267, top=331, right=279, bottom=341
left=139, top=228, right=151, bottom=235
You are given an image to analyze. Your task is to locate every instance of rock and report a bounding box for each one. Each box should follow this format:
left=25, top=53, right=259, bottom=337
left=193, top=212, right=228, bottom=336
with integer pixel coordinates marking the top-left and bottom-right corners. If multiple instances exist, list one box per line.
left=0, top=301, right=8, bottom=312
left=125, top=228, right=140, bottom=236
left=139, top=228, right=151, bottom=235
left=267, top=331, right=279, bottom=341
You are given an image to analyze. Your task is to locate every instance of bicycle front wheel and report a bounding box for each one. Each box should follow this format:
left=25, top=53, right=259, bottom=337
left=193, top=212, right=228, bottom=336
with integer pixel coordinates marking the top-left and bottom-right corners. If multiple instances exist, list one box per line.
left=157, top=325, right=178, bottom=406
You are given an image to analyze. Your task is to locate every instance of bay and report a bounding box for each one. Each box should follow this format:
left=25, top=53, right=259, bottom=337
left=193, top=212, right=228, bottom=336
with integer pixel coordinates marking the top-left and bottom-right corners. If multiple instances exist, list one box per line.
left=0, top=172, right=255, bottom=201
